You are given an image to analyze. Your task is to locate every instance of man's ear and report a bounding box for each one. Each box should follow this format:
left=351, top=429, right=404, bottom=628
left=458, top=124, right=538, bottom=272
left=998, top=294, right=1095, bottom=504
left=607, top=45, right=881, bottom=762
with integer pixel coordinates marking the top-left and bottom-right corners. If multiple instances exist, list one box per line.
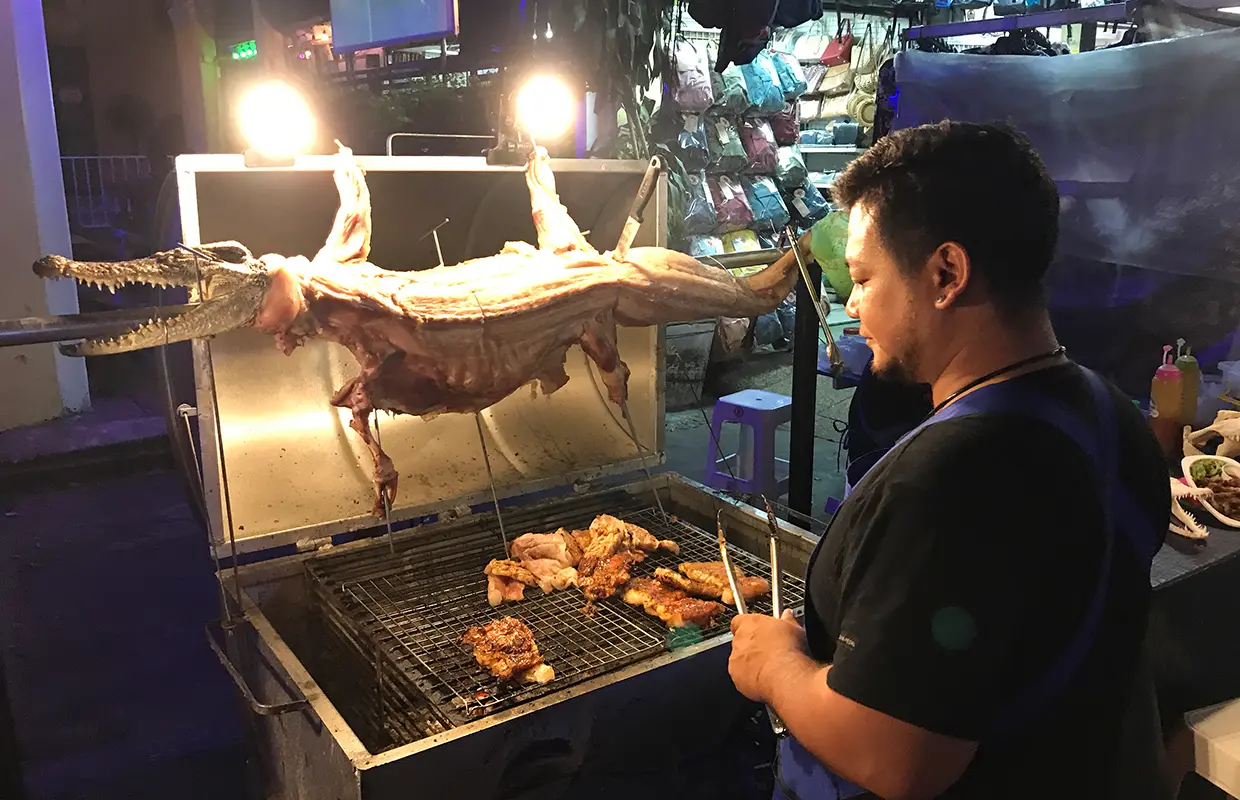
left=929, top=242, right=971, bottom=309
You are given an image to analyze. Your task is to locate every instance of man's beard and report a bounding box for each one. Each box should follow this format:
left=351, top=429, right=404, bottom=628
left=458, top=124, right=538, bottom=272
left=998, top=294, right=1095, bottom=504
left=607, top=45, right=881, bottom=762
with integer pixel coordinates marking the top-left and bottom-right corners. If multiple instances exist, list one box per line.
left=871, top=346, right=921, bottom=387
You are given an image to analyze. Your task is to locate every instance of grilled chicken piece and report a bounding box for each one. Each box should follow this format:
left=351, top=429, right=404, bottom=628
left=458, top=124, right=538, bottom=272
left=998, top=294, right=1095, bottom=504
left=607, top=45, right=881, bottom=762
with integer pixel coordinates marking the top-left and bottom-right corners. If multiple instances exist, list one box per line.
left=484, top=559, right=538, bottom=607
left=589, top=514, right=679, bottom=555
left=523, top=559, right=578, bottom=593
left=510, top=529, right=582, bottom=567
left=461, top=617, right=554, bottom=682
left=569, top=528, right=594, bottom=555
left=486, top=559, right=538, bottom=584
left=522, top=663, right=556, bottom=685
left=653, top=567, right=718, bottom=598
left=487, top=575, right=526, bottom=607
left=580, top=551, right=646, bottom=601
left=622, top=578, right=727, bottom=628
left=677, top=562, right=771, bottom=606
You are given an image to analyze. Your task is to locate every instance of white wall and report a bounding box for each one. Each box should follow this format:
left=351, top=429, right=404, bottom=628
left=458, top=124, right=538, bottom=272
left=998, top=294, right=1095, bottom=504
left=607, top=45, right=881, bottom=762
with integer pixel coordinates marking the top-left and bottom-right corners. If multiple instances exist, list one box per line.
left=0, top=0, right=90, bottom=430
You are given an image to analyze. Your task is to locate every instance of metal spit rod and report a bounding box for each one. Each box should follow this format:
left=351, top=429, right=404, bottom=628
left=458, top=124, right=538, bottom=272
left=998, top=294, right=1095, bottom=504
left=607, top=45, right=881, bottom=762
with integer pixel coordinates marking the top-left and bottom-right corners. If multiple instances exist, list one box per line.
left=0, top=303, right=195, bottom=348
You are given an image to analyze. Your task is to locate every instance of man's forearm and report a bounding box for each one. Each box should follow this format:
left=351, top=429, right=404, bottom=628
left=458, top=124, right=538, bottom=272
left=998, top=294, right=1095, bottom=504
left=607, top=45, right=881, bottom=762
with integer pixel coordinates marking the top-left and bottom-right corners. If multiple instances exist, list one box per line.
left=759, top=654, right=975, bottom=800
left=760, top=653, right=877, bottom=786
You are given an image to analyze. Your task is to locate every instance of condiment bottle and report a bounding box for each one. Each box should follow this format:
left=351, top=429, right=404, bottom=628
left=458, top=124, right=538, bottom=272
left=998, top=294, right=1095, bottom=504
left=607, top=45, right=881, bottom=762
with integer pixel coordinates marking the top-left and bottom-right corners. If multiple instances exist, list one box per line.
left=1175, top=338, right=1200, bottom=428
left=1150, top=344, right=1183, bottom=458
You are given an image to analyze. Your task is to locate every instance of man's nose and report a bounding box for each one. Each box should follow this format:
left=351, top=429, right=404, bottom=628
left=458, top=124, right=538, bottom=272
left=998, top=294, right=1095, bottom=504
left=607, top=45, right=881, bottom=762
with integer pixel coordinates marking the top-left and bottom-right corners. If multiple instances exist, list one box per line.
left=845, top=284, right=860, bottom=319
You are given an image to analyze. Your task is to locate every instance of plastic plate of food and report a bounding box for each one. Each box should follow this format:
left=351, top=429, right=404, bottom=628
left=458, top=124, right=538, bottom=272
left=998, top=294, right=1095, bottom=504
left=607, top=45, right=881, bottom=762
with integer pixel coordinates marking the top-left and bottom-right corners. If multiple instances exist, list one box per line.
left=1182, top=455, right=1240, bottom=528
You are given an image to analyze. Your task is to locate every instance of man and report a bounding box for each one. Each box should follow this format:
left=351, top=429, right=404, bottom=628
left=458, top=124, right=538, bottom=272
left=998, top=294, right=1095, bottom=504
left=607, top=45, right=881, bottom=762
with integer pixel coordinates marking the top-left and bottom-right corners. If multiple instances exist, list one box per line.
left=728, top=121, right=1171, bottom=799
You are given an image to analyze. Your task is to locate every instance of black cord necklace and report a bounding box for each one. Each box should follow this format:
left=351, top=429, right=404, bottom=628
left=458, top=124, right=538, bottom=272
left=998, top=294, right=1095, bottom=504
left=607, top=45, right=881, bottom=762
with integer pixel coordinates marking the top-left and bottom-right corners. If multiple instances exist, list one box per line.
left=929, top=346, right=1067, bottom=417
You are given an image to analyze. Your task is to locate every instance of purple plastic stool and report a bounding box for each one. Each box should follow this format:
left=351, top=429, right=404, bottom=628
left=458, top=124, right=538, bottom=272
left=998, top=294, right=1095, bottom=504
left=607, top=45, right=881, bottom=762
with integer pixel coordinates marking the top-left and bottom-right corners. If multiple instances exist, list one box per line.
left=703, top=389, right=793, bottom=497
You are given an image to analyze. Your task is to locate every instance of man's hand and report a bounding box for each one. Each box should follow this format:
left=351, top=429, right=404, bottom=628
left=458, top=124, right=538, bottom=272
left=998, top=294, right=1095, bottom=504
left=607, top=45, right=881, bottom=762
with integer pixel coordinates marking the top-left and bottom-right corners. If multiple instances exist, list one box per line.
left=728, top=609, right=808, bottom=702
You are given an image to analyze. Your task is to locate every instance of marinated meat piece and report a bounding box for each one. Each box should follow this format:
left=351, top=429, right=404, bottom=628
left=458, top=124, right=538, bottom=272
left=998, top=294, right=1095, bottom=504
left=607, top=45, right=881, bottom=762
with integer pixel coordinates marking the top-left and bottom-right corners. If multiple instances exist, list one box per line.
left=522, top=663, right=556, bottom=685
left=484, top=558, right=538, bottom=607
left=485, top=559, right=538, bottom=585
left=653, top=567, right=718, bottom=598
left=487, top=575, right=526, bottom=607
left=522, top=559, right=578, bottom=593
left=678, top=562, right=771, bottom=606
left=580, top=551, right=646, bottom=601
left=622, top=578, right=727, bottom=628
left=577, top=527, right=627, bottom=578
left=510, top=529, right=581, bottom=567
left=461, top=617, right=555, bottom=683
left=569, top=529, right=594, bottom=555
left=589, top=514, right=679, bottom=554
left=1201, top=475, right=1240, bottom=517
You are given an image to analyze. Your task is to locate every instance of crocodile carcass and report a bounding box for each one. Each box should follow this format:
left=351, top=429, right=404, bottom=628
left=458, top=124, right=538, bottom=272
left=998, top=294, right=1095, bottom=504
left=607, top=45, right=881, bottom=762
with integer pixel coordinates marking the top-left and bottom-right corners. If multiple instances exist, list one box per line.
left=32, top=144, right=805, bottom=513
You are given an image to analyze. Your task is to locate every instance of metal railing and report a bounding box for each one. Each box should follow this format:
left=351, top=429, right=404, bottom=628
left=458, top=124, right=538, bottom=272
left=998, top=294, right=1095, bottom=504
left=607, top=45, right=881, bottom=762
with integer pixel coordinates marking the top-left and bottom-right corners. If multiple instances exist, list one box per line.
left=61, top=155, right=155, bottom=229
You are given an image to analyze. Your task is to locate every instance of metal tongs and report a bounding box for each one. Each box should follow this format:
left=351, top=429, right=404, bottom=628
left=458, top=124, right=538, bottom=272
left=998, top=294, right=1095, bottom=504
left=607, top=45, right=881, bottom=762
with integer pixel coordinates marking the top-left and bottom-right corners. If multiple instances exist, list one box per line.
left=784, top=224, right=843, bottom=377
left=717, top=506, right=788, bottom=736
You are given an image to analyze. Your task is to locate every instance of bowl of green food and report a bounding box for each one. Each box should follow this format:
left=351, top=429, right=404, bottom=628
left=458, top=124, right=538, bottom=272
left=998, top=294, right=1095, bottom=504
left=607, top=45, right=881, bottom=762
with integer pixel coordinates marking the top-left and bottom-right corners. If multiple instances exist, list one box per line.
left=1182, top=455, right=1240, bottom=528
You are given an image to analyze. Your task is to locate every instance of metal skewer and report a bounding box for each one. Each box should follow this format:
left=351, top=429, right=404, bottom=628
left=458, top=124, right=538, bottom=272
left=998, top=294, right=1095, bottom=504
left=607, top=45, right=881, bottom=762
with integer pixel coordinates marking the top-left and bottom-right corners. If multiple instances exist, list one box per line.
left=620, top=397, right=669, bottom=523
left=436, top=214, right=512, bottom=556
left=371, top=414, right=397, bottom=555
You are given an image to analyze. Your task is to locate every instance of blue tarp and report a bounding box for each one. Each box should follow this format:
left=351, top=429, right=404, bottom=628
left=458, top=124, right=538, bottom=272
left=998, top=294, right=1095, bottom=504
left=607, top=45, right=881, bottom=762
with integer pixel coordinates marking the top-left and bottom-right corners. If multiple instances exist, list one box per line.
left=892, top=29, right=1240, bottom=395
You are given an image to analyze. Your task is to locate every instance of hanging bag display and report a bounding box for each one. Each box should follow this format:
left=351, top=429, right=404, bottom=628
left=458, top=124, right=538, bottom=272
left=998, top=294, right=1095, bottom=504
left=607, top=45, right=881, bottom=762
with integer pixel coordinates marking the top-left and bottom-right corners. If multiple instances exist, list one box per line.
left=744, top=176, right=792, bottom=231
left=674, top=113, right=711, bottom=171
left=770, top=50, right=810, bottom=100
left=740, top=118, right=779, bottom=174
left=712, top=65, right=751, bottom=116
left=784, top=181, right=830, bottom=225
left=740, top=51, right=787, bottom=115
left=845, top=23, right=883, bottom=131
left=723, top=229, right=763, bottom=253
left=818, top=4, right=855, bottom=98
left=710, top=175, right=755, bottom=232
left=775, top=145, right=809, bottom=190
left=771, top=102, right=801, bottom=145
left=687, top=234, right=726, bottom=259
left=683, top=170, right=719, bottom=236
left=669, top=38, right=716, bottom=113
left=706, top=116, right=749, bottom=173
left=810, top=210, right=855, bottom=298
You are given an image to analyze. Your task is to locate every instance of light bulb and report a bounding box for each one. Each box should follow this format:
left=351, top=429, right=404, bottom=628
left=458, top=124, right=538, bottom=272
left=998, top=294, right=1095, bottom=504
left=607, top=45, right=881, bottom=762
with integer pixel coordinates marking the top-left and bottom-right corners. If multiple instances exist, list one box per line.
left=514, top=74, right=575, bottom=142
left=237, top=80, right=316, bottom=159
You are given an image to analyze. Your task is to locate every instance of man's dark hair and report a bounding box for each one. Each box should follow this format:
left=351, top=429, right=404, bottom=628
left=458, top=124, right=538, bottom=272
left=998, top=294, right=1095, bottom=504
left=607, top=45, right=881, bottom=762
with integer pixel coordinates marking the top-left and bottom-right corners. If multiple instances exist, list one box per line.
left=831, top=121, right=1060, bottom=312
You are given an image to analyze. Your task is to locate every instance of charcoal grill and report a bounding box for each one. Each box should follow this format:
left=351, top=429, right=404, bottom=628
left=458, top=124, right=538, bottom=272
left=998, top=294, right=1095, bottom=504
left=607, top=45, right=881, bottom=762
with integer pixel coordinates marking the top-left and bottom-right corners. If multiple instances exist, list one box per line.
left=174, top=153, right=821, bottom=799
left=307, top=494, right=807, bottom=751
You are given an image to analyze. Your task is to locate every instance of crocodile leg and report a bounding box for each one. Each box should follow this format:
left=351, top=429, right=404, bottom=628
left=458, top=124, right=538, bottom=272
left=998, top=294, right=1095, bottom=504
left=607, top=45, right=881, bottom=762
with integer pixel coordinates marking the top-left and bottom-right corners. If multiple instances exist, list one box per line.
left=331, top=375, right=398, bottom=516
left=580, top=314, right=630, bottom=406
left=314, top=142, right=372, bottom=265
left=524, top=146, right=594, bottom=255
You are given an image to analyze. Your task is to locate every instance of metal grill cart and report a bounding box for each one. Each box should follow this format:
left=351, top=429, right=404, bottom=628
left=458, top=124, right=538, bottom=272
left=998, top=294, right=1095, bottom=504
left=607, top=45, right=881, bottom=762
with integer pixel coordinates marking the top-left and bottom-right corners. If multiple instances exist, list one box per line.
left=177, top=154, right=820, bottom=799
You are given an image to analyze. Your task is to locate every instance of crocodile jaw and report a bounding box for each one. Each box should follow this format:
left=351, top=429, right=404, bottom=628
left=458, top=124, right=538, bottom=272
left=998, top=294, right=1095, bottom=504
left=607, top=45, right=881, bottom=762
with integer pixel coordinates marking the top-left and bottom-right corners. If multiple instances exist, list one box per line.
left=62, top=281, right=270, bottom=356
left=33, top=243, right=271, bottom=356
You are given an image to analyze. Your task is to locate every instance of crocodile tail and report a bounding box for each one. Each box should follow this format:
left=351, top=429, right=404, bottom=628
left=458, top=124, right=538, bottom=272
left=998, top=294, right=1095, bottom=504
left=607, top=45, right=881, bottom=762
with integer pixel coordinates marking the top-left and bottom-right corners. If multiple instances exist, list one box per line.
left=740, top=232, right=812, bottom=305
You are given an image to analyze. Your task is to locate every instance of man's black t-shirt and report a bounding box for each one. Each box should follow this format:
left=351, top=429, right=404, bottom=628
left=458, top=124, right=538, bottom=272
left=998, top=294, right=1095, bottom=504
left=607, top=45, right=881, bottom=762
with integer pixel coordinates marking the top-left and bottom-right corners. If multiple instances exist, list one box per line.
left=804, top=363, right=1171, bottom=797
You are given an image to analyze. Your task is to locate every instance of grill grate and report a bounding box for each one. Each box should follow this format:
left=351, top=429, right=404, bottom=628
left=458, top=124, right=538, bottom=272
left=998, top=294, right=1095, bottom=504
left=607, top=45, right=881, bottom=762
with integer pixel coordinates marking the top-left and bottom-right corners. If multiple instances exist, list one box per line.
left=307, top=492, right=806, bottom=750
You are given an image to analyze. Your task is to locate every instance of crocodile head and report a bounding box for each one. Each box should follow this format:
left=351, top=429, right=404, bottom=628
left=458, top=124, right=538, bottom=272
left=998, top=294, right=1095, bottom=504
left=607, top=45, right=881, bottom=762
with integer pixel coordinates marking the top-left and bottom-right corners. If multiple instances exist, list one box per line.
left=33, top=242, right=273, bottom=356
